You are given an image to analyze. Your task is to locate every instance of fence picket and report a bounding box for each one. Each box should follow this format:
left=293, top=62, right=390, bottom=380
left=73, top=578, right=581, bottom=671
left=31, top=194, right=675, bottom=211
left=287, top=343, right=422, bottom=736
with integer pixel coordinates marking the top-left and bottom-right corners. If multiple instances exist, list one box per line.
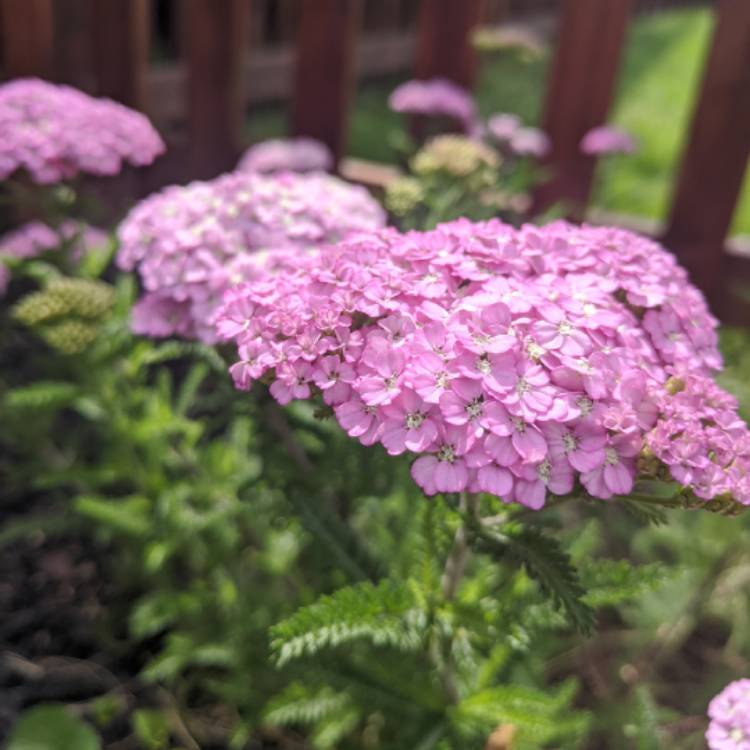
left=663, top=0, right=750, bottom=313
left=184, top=0, right=250, bottom=178
left=292, top=0, right=362, bottom=167
left=91, top=0, right=149, bottom=109
left=0, top=0, right=53, bottom=78
left=533, top=0, right=633, bottom=216
left=414, top=0, right=485, bottom=88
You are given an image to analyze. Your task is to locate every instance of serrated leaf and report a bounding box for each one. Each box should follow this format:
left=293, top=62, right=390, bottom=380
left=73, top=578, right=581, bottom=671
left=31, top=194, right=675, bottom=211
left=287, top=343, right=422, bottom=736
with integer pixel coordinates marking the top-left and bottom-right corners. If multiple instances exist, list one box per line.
left=581, top=560, right=666, bottom=608
left=270, top=579, right=421, bottom=666
left=476, top=525, right=596, bottom=635
left=3, top=381, right=79, bottom=411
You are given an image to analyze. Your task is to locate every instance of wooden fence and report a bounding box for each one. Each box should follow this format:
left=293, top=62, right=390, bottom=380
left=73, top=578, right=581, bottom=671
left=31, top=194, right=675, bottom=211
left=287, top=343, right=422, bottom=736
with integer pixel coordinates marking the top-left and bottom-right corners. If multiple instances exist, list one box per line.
left=0, top=0, right=748, bottom=322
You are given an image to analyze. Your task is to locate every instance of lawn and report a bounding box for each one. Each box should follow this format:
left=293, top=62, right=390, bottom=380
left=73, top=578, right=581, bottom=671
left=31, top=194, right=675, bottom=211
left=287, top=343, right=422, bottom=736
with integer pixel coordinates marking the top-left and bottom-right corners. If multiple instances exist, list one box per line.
left=246, top=6, right=750, bottom=235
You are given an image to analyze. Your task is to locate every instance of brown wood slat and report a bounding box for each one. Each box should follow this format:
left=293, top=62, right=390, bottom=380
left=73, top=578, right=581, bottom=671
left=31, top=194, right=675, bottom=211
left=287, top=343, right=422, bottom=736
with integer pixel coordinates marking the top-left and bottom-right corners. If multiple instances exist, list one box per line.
left=90, top=0, right=150, bottom=108
left=53, top=0, right=93, bottom=89
left=184, top=0, right=250, bottom=178
left=292, top=0, right=362, bottom=166
left=0, top=0, right=53, bottom=78
left=533, top=0, right=633, bottom=216
left=662, top=0, right=750, bottom=315
left=414, top=0, right=486, bottom=88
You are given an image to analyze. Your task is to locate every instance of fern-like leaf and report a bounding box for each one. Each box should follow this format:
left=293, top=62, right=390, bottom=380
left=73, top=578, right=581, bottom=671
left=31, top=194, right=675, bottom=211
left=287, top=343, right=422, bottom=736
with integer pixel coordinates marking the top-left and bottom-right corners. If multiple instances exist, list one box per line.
left=270, top=579, right=422, bottom=666
left=581, top=560, right=666, bottom=608
left=475, top=525, right=596, bottom=635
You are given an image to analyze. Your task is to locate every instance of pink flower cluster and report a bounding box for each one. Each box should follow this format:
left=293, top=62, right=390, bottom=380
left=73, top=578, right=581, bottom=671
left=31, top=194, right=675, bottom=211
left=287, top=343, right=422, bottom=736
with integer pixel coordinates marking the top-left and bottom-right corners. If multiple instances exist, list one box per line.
left=707, top=679, right=750, bottom=750
left=487, top=113, right=550, bottom=157
left=389, top=78, right=478, bottom=133
left=580, top=125, right=636, bottom=156
left=237, top=137, right=333, bottom=174
left=0, top=220, right=108, bottom=296
left=0, top=220, right=107, bottom=260
left=217, top=218, right=750, bottom=509
left=118, top=171, right=386, bottom=342
left=0, top=78, right=164, bottom=184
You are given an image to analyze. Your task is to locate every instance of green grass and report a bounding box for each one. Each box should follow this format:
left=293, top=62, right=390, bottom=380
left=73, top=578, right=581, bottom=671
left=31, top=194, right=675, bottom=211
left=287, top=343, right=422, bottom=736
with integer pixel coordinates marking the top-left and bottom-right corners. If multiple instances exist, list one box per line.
left=244, top=7, right=749, bottom=235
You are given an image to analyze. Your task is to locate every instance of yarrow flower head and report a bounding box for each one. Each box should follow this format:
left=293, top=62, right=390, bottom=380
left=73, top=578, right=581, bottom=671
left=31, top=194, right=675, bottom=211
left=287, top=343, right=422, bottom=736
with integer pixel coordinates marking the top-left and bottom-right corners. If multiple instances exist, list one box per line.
left=0, top=78, right=164, bottom=183
left=236, top=137, right=333, bottom=174
left=389, top=78, right=478, bottom=133
left=118, top=170, right=385, bottom=342
left=217, top=218, right=750, bottom=510
left=0, top=220, right=109, bottom=296
left=580, top=125, right=637, bottom=156
left=707, top=679, right=750, bottom=750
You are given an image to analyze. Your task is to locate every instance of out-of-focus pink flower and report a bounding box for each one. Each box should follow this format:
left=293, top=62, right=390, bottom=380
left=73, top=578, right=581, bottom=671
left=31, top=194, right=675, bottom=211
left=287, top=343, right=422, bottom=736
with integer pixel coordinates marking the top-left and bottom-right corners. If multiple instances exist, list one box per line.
left=0, top=220, right=109, bottom=292
left=487, top=113, right=522, bottom=142
left=236, top=137, right=333, bottom=174
left=0, top=78, right=164, bottom=183
left=118, top=170, right=385, bottom=342
left=580, top=125, right=637, bottom=155
left=389, top=78, right=478, bottom=133
left=706, top=679, right=750, bottom=750
left=509, top=127, right=550, bottom=157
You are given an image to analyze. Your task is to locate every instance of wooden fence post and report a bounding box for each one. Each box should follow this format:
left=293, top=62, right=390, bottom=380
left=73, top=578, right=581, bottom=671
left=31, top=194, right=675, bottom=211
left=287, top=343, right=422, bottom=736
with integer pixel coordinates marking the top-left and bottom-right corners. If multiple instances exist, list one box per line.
left=662, top=0, right=750, bottom=313
left=292, top=0, right=362, bottom=167
left=91, top=0, right=150, bottom=109
left=414, top=0, right=486, bottom=88
left=0, top=0, right=53, bottom=79
left=533, top=0, right=633, bottom=216
left=184, top=0, right=250, bottom=178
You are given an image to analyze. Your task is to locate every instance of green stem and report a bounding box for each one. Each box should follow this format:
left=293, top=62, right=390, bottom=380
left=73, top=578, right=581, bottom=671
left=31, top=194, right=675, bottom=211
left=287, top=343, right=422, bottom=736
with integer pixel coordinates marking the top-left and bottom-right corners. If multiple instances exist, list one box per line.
left=438, top=492, right=480, bottom=705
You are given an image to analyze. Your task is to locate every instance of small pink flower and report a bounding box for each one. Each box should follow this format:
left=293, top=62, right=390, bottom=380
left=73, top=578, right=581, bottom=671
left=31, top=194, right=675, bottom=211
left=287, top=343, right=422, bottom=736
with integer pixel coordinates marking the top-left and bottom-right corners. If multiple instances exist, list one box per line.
left=581, top=434, right=640, bottom=499
left=312, top=355, right=356, bottom=405
left=410, top=425, right=471, bottom=495
left=580, top=125, right=636, bottom=156
left=439, top=378, right=511, bottom=437
left=269, top=361, right=313, bottom=405
left=381, top=389, right=438, bottom=455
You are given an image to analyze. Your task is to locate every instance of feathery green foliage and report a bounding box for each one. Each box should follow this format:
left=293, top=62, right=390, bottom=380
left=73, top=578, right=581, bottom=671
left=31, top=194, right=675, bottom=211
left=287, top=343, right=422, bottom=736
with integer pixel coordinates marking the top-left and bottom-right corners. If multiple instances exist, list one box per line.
left=270, top=579, right=422, bottom=666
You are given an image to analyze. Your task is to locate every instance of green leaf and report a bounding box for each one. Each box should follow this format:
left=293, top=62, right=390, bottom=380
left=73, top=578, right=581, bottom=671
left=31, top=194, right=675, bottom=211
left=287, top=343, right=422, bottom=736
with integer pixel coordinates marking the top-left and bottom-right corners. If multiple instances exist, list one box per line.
left=264, top=682, right=352, bottom=727
left=132, top=709, right=170, bottom=750
left=3, top=381, right=79, bottom=411
left=454, top=684, right=589, bottom=745
left=75, top=495, right=150, bottom=537
left=8, top=705, right=100, bottom=750
left=581, top=560, right=666, bottom=608
left=476, top=525, right=596, bottom=635
left=270, top=579, right=422, bottom=666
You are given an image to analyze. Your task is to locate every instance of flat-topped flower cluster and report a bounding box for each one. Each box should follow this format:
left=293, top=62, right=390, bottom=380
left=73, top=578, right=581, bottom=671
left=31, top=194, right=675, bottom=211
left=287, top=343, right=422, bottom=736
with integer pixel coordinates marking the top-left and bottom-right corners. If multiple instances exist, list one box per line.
left=0, top=78, right=164, bottom=184
left=118, top=170, right=386, bottom=342
left=217, top=218, right=750, bottom=508
left=707, top=679, right=750, bottom=750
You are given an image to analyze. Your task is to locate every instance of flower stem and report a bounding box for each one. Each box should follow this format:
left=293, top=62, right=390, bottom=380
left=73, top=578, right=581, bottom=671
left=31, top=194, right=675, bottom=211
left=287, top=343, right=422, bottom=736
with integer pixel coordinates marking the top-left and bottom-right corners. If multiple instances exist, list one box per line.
left=439, top=492, right=479, bottom=704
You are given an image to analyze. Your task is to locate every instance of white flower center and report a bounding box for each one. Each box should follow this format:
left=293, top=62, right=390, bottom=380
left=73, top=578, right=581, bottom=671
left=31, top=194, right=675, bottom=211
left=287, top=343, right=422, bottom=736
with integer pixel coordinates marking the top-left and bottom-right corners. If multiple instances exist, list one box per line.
left=435, top=371, right=449, bottom=388
left=516, top=377, right=531, bottom=395
left=476, top=356, right=491, bottom=374
left=437, top=444, right=456, bottom=463
left=406, top=412, right=424, bottom=429
left=577, top=396, right=594, bottom=416
left=538, top=459, right=551, bottom=483
left=562, top=433, right=577, bottom=452
left=512, top=417, right=526, bottom=434
left=605, top=447, right=619, bottom=466
left=384, top=375, right=398, bottom=389
left=558, top=320, right=573, bottom=335
left=466, top=398, right=483, bottom=419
